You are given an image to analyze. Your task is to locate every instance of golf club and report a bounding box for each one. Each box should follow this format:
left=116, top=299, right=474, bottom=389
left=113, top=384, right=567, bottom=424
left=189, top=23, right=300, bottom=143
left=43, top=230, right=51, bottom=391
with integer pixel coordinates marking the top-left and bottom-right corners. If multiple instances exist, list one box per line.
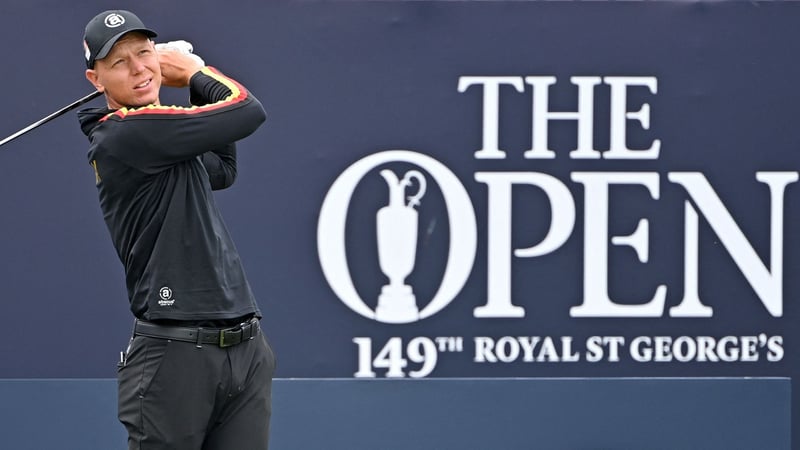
left=0, top=90, right=102, bottom=148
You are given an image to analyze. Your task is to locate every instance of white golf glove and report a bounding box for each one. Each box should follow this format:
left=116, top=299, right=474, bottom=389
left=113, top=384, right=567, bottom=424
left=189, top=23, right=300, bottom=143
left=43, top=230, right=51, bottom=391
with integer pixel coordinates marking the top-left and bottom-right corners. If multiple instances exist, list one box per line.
left=155, top=40, right=205, bottom=67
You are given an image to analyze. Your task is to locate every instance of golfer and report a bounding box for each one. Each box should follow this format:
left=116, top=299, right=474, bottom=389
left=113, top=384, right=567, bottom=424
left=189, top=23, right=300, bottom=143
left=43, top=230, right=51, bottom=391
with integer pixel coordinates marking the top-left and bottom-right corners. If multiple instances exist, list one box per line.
left=79, top=10, right=274, bottom=449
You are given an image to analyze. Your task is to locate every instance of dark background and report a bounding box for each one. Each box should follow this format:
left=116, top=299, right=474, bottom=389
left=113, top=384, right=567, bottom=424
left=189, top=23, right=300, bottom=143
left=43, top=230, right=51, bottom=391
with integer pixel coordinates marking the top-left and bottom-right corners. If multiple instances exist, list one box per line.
left=0, top=0, right=797, bottom=440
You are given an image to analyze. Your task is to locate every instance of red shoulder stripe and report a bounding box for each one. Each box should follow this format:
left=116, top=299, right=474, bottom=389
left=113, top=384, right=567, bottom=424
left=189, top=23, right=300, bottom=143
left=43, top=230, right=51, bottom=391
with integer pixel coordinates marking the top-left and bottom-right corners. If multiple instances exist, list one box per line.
left=100, top=67, right=248, bottom=122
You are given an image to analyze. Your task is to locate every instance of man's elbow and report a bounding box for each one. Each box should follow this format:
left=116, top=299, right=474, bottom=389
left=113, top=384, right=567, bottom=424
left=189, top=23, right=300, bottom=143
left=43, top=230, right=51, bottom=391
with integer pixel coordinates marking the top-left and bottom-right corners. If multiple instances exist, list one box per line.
left=210, top=169, right=237, bottom=190
left=248, top=98, right=267, bottom=131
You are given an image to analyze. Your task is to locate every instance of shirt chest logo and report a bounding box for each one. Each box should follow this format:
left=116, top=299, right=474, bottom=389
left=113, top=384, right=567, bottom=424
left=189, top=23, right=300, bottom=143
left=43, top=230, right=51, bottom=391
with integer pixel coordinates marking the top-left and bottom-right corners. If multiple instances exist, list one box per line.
left=158, top=286, right=176, bottom=306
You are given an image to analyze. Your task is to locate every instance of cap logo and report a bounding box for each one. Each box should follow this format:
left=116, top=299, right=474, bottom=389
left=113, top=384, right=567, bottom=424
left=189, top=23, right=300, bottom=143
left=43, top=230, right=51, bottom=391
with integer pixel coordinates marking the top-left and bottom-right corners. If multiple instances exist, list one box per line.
left=83, top=40, right=90, bottom=61
left=104, top=13, right=125, bottom=28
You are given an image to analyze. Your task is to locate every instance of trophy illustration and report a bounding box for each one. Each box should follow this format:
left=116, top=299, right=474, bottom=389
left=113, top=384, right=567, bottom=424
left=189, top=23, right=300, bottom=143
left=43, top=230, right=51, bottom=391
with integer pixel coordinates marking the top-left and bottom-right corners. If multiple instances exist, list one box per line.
left=375, top=169, right=426, bottom=323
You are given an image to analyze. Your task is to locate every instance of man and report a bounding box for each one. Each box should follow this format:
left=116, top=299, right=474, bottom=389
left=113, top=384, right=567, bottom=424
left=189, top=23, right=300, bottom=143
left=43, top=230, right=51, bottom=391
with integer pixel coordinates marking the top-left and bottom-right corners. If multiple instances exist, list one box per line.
left=78, top=10, right=274, bottom=450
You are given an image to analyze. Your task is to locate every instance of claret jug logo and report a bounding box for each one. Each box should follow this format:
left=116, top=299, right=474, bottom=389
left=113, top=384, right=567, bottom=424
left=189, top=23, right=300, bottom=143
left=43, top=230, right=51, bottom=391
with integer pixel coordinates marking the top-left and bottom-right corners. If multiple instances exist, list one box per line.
left=317, top=150, right=477, bottom=323
left=374, top=169, right=426, bottom=323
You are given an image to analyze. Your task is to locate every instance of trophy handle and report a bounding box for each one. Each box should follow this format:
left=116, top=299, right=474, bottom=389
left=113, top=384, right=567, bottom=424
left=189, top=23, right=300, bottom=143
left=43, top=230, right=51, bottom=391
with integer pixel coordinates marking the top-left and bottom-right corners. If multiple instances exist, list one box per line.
left=401, top=170, right=426, bottom=208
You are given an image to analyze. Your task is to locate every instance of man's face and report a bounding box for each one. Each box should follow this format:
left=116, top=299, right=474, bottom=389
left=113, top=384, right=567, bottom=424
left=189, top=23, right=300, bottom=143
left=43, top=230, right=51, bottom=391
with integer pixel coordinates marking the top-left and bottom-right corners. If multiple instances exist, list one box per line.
left=85, top=32, right=161, bottom=109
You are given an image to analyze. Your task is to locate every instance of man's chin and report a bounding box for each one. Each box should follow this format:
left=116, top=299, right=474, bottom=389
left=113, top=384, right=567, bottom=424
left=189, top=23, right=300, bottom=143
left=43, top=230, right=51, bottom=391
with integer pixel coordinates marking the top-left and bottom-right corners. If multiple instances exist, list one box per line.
left=129, top=96, right=160, bottom=108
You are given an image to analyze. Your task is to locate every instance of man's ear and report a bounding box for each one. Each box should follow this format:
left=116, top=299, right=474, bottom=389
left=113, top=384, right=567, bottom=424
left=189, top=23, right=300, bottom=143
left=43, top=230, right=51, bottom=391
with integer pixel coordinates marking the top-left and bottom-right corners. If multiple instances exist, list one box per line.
left=85, top=69, right=104, bottom=93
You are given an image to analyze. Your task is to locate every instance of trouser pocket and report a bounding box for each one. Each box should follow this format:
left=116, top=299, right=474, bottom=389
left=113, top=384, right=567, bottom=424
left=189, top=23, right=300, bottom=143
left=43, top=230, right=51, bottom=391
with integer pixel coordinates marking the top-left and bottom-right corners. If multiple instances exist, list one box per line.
left=117, top=336, right=171, bottom=443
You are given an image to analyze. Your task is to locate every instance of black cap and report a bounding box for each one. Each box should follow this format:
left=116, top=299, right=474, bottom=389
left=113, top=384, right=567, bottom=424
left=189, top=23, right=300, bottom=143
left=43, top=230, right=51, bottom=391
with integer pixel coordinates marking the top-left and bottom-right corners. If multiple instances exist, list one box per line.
left=83, top=10, right=157, bottom=69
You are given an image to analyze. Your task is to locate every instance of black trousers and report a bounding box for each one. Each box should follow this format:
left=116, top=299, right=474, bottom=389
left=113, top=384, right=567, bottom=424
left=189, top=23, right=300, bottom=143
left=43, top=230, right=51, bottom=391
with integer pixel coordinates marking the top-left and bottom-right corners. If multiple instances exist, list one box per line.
left=117, top=329, right=276, bottom=450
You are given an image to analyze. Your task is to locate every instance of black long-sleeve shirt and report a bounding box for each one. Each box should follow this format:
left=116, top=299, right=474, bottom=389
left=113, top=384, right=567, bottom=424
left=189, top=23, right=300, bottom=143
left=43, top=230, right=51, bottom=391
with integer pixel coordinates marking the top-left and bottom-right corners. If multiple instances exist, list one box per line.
left=78, top=67, right=267, bottom=321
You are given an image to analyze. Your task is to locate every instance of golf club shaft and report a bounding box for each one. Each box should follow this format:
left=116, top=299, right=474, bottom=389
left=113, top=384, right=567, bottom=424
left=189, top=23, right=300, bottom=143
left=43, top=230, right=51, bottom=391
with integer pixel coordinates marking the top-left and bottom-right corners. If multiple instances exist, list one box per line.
left=0, top=90, right=102, bottom=148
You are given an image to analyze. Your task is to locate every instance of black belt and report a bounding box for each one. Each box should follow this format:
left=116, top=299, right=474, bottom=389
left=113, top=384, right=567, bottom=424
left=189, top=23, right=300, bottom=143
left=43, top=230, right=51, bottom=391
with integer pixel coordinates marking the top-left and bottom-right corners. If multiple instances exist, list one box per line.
left=134, top=317, right=260, bottom=348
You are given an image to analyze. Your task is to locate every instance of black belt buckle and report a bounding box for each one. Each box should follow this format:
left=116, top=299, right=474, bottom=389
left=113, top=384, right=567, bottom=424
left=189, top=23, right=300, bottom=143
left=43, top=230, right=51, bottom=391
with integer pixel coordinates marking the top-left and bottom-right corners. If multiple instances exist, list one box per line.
left=219, top=319, right=256, bottom=348
left=219, top=326, right=240, bottom=348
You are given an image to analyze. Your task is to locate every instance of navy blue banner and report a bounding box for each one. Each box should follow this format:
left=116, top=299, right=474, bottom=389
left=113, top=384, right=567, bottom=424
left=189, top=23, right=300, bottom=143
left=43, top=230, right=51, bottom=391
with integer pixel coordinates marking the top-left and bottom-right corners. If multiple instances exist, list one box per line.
left=0, top=378, right=790, bottom=450
left=0, top=0, right=798, bottom=441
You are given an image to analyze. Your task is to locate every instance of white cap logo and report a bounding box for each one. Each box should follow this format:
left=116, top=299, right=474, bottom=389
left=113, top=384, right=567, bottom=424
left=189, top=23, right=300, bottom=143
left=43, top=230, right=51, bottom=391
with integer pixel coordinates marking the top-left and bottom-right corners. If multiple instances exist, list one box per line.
left=104, top=13, right=125, bottom=28
left=83, top=40, right=90, bottom=61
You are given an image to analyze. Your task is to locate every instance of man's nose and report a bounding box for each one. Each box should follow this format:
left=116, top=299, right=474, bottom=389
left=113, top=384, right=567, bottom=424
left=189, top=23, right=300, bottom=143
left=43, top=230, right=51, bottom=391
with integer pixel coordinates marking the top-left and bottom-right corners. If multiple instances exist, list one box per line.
left=130, top=57, right=147, bottom=74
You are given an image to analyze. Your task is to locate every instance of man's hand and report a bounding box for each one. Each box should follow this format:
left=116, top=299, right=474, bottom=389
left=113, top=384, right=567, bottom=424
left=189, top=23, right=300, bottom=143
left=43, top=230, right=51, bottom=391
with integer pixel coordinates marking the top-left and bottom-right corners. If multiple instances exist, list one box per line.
left=156, top=41, right=205, bottom=88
